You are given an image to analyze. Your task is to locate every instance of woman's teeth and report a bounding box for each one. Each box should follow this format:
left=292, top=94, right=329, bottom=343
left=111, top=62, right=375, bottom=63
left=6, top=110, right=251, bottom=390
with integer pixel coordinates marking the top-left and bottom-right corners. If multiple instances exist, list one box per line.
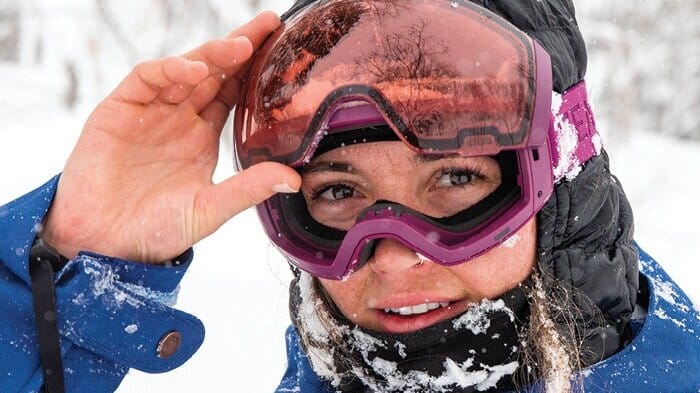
left=383, top=302, right=450, bottom=316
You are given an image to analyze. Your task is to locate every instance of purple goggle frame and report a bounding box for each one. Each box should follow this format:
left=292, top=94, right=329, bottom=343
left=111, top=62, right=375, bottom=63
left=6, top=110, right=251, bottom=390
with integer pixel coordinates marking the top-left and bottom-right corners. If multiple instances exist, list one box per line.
left=254, top=77, right=600, bottom=280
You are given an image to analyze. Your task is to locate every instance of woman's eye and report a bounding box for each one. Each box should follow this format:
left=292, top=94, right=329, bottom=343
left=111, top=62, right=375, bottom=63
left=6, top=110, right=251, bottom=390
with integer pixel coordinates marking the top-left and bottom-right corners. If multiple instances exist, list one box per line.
left=437, top=170, right=476, bottom=187
left=317, top=185, right=357, bottom=201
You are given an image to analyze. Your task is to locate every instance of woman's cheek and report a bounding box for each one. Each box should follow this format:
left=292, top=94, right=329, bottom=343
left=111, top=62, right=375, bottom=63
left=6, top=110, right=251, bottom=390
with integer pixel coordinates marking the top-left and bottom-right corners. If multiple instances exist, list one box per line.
left=447, top=219, right=537, bottom=298
left=319, top=276, right=367, bottom=323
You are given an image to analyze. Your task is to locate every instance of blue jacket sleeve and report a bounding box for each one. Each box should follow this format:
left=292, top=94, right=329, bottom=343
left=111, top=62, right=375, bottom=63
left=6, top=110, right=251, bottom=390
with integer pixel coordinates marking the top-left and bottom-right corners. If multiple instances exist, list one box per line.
left=0, top=176, right=205, bottom=392
left=276, top=326, right=334, bottom=393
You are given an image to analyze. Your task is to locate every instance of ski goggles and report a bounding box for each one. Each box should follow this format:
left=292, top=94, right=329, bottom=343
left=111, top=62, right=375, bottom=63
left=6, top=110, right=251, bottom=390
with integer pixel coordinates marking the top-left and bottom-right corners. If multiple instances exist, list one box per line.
left=233, top=0, right=599, bottom=279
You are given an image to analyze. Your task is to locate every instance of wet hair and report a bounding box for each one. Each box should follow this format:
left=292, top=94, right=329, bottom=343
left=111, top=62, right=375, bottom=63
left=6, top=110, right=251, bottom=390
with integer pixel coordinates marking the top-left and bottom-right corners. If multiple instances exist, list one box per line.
left=516, top=270, right=586, bottom=392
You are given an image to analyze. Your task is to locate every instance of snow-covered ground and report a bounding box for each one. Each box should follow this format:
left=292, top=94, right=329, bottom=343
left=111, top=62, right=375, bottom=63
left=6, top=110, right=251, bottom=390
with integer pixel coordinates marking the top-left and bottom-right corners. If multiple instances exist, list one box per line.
left=1, top=2, right=699, bottom=392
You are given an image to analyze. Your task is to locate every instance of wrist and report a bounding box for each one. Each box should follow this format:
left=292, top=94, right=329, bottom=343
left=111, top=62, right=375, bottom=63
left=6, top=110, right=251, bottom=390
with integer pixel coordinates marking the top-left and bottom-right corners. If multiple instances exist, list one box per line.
left=39, top=214, right=80, bottom=261
left=41, top=212, right=185, bottom=265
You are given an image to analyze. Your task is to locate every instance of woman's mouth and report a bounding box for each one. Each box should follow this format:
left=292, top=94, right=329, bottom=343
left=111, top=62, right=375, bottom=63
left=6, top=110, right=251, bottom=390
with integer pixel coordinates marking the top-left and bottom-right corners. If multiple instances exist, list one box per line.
left=382, top=301, right=450, bottom=316
left=374, top=299, right=468, bottom=333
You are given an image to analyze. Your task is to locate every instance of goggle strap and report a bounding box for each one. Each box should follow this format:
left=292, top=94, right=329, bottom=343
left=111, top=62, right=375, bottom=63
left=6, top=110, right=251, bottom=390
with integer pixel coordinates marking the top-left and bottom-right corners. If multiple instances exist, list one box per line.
left=550, top=80, right=602, bottom=181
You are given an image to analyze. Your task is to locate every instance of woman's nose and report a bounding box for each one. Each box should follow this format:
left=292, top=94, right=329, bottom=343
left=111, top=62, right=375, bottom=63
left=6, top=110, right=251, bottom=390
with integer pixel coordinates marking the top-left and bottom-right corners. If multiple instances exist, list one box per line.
left=367, top=237, right=422, bottom=275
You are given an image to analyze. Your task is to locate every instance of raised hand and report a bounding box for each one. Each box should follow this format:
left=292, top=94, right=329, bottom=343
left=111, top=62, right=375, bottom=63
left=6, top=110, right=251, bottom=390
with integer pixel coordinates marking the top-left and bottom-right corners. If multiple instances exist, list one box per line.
left=41, top=11, right=300, bottom=264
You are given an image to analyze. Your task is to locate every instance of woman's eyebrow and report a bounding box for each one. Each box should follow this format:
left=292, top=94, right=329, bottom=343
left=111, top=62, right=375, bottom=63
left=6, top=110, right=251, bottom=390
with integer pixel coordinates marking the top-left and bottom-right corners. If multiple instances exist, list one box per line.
left=412, top=152, right=461, bottom=164
left=302, top=161, right=356, bottom=174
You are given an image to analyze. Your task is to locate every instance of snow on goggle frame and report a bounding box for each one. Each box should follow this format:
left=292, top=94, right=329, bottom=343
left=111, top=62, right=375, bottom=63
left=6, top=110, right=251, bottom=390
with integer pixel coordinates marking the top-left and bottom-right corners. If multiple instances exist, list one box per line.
left=234, top=0, right=553, bottom=169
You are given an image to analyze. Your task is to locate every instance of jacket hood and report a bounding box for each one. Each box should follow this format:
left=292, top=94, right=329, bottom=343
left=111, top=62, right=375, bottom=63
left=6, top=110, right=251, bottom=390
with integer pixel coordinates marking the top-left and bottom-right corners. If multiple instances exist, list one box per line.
left=537, top=151, right=638, bottom=364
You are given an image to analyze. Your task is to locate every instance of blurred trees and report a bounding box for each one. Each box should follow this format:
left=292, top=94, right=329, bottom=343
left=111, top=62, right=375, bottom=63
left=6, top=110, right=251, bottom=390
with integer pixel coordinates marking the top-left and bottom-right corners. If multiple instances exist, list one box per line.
left=578, top=0, right=699, bottom=141
left=0, top=2, right=19, bottom=62
left=0, top=1, right=258, bottom=110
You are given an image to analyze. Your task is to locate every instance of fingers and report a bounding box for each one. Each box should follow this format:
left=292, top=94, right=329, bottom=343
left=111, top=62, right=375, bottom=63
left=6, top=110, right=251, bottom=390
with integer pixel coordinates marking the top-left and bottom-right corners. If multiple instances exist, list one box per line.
left=184, top=36, right=254, bottom=78
left=167, top=36, right=251, bottom=109
left=198, top=77, right=241, bottom=134
left=224, top=10, right=281, bottom=49
left=184, top=11, right=281, bottom=112
left=193, top=162, right=301, bottom=238
left=162, top=57, right=210, bottom=85
left=184, top=10, right=279, bottom=67
left=185, top=44, right=246, bottom=115
left=111, top=10, right=280, bottom=106
left=112, top=57, right=209, bottom=104
left=182, top=10, right=279, bottom=78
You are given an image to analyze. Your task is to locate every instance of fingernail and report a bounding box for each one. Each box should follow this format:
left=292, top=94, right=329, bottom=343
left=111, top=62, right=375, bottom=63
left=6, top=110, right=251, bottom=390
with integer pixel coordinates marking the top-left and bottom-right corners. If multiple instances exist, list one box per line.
left=258, top=9, right=279, bottom=18
left=272, top=183, right=299, bottom=194
left=234, top=36, right=251, bottom=45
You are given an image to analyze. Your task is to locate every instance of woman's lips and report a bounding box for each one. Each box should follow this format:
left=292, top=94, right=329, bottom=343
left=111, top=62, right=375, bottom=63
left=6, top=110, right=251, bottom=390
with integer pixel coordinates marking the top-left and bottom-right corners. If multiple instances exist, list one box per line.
left=373, top=298, right=470, bottom=334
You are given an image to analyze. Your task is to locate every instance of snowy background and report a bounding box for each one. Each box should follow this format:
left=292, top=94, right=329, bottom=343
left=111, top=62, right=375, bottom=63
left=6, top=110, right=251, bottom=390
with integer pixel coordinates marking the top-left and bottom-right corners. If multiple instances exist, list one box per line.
left=0, top=1, right=698, bottom=392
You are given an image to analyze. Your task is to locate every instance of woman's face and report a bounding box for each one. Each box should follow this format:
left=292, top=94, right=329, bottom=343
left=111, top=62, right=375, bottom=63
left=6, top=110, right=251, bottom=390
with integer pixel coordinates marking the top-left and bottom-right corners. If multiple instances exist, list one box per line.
left=301, top=141, right=537, bottom=334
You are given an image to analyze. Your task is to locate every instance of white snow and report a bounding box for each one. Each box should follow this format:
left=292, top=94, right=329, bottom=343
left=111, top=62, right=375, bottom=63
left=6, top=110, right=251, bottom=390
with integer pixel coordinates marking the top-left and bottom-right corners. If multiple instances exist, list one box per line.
left=294, top=280, right=520, bottom=392
left=654, top=308, right=686, bottom=329
left=532, top=276, right=573, bottom=392
left=394, top=341, right=407, bottom=359
left=416, top=252, right=431, bottom=264
left=499, top=233, right=522, bottom=249
left=551, top=91, right=584, bottom=182
left=297, top=272, right=329, bottom=342
left=434, top=358, right=519, bottom=391
left=452, top=299, right=514, bottom=335
left=591, top=132, right=604, bottom=155
left=348, top=333, right=519, bottom=393
left=124, top=324, right=139, bottom=334
left=648, top=274, right=691, bottom=313
left=80, top=258, right=145, bottom=310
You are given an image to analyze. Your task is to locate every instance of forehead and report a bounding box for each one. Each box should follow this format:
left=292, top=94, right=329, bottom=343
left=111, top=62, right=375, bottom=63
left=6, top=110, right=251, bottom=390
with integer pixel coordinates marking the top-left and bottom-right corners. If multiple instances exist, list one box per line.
left=302, top=141, right=478, bottom=177
left=306, top=141, right=441, bottom=167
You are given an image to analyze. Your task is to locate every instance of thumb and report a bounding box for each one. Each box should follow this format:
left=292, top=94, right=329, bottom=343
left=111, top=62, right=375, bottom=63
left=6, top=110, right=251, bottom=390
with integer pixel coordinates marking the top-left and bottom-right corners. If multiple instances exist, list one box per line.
left=193, top=161, right=301, bottom=238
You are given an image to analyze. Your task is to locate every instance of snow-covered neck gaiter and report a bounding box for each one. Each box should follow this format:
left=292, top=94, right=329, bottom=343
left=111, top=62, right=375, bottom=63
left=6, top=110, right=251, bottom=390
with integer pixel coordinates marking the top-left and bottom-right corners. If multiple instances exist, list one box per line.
left=289, top=272, right=531, bottom=393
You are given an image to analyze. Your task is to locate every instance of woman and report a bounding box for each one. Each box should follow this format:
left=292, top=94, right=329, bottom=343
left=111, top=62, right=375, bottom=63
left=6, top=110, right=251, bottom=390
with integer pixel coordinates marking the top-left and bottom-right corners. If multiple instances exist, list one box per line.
left=241, top=2, right=699, bottom=392
left=0, top=1, right=697, bottom=393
